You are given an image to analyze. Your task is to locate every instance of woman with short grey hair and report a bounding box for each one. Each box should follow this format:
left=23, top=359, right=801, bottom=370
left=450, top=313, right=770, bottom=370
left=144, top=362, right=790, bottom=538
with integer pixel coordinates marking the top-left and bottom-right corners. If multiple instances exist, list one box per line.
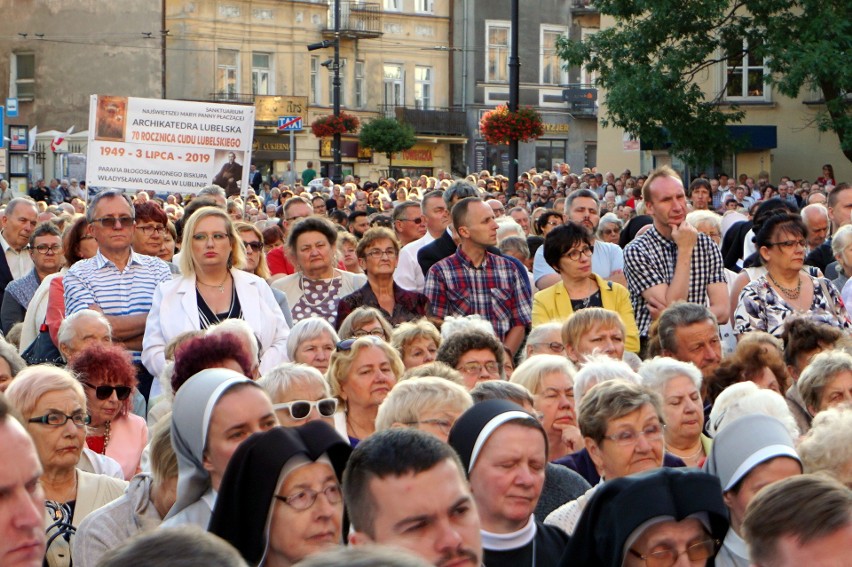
left=285, top=317, right=339, bottom=375
left=798, top=350, right=852, bottom=417
left=639, top=356, right=710, bottom=468
left=830, top=224, right=852, bottom=291
left=596, top=212, right=622, bottom=244
left=258, top=362, right=336, bottom=428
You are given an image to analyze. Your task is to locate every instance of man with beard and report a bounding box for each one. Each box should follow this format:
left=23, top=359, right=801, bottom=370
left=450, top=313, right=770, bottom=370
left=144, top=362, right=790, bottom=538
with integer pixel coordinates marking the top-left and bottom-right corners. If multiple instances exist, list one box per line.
left=425, top=198, right=531, bottom=356
left=533, top=189, right=627, bottom=289
left=345, top=429, right=483, bottom=567
left=349, top=211, right=371, bottom=240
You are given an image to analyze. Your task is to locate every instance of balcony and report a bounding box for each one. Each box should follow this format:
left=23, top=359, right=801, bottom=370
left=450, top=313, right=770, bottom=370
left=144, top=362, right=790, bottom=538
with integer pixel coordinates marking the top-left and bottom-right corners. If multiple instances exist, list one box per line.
left=205, top=92, right=256, bottom=105
left=380, top=105, right=468, bottom=137
left=323, top=2, right=382, bottom=40
left=570, top=0, right=598, bottom=13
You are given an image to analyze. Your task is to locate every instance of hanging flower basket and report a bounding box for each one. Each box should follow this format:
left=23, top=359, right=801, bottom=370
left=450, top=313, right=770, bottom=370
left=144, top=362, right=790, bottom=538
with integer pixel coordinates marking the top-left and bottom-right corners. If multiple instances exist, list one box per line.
left=479, top=105, right=545, bottom=145
left=310, top=111, right=361, bottom=137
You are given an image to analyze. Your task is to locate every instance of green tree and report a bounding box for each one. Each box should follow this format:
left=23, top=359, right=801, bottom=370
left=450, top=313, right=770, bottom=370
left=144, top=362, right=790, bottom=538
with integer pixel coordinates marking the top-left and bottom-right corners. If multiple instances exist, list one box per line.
left=558, top=0, right=852, bottom=167
left=359, top=117, right=417, bottom=172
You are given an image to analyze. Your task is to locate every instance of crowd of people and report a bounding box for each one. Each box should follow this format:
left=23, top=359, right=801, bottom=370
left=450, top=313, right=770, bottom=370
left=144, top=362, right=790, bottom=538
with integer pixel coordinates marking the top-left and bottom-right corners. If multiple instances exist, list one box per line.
left=1, top=161, right=851, bottom=567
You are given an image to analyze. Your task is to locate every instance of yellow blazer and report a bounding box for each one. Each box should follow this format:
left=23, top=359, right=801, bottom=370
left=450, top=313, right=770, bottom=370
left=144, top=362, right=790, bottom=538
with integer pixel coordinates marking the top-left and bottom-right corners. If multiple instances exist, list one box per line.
left=532, top=274, right=641, bottom=353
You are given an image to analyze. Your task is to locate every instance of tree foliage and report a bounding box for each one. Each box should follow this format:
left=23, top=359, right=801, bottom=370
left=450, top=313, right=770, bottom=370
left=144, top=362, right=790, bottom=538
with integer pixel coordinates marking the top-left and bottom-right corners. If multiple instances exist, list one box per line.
left=558, top=0, right=852, bottom=167
left=359, top=117, right=417, bottom=169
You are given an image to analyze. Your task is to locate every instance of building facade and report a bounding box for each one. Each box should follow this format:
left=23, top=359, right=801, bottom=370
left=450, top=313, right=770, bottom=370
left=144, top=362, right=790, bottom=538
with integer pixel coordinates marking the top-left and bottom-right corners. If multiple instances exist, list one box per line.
left=452, top=0, right=598, bottom=176
left=166, top=0, right=462, bottom=181
left=0, top=0, right=162, bottom=190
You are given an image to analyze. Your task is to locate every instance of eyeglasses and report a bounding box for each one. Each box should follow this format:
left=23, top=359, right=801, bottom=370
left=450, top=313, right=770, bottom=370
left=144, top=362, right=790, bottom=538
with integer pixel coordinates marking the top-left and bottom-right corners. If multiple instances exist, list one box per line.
left=546, top=220, right=562, bottom=227
left=28, top=411, right=91, bottom=427
left=365, top=248, right=397, bottom=260
left=399, top=217, right=424, bottom=224
left=337, top=338, right=356, bottom=352
left=603, top=423, right=664, bottom=446
left=32, top=244, right=63, bottom=254
left=273, top=398, right=338, bottom=420
left=243, top=241, right=263, bottom=253
left=532, top=341, right=565, bottom=354
left=275, top=484, right=343, bottom=511
left=562, top=245, right=594, bottom=261
left=353, top=327, right=387, bottom=338
left=601, top=228, right=621, bottom=236
left=192, top=232, right=229, bottom=242
left=765, top=239, right=806, bottom=250
left=628, top=537, right=720, bottom=567
left=403, top=418, right=453, bottom=435
left=457, top=361, right=502, bottom=375
left=93, top=216, right=134, bottom=228
left=82, top=382, right=132, bottom=401
left=136, top=224, right=166, bottom=236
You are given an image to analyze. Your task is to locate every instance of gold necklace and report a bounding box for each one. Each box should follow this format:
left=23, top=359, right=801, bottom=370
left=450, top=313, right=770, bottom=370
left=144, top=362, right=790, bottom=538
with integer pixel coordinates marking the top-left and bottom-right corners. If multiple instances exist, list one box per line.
left=103, top=420, right=111, bottom=454
left=197, top=273, right=229, bottom=293
left=767, top=271, right=801, bottom=300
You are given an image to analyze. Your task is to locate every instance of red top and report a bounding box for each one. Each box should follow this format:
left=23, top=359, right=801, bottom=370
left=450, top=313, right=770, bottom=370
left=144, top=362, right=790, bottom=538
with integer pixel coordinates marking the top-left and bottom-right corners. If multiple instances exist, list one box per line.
left=86, top=435, right=106, bottom=454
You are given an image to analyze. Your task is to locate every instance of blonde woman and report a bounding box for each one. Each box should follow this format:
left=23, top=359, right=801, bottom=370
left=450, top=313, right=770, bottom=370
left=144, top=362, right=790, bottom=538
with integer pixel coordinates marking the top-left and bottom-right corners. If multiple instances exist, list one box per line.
left=142, top=207, right=289, bottom=378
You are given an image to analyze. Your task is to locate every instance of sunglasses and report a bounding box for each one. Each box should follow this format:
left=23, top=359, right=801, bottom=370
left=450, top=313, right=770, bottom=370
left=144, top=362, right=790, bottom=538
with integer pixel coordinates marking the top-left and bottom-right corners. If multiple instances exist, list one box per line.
left=243, top=241, right=263, bottom=252
left=273, top=398, right=338, bottom=420
left=83, top=382, right=132, bottom=401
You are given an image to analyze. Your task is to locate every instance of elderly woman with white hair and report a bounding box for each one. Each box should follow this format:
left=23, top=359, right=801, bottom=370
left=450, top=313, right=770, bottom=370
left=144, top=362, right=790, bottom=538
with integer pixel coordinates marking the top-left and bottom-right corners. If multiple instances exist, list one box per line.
left=375, top=376, right=473, bottom=443
left=511, top=354, right=581, bottom=461
left=707, top=381, right=800, bottom=440
left=596, top=212, right=622, bottom=245
left=286, top=317, right=340, bottom=375
left=639, top=357, right=711, bottom=468
left=797, top=406, right=852, bottom=487
left=524, top=322, right=566, bottom=360
left=798, top=350, right=852, bottom=417
left=258, top=362, right=338, bottom=428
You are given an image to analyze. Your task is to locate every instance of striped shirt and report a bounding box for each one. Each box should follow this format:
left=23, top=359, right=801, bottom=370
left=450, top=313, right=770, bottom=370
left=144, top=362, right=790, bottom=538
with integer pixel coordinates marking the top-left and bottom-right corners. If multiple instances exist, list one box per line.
left=64, top=250, right=172, bottom=359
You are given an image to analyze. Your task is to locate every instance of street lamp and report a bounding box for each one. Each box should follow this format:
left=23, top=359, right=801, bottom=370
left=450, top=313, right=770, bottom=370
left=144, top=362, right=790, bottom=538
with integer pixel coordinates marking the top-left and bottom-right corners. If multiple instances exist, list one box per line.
left=508, top=0, right=520, bottom=194
left=306, top=3, right=342, bottom=185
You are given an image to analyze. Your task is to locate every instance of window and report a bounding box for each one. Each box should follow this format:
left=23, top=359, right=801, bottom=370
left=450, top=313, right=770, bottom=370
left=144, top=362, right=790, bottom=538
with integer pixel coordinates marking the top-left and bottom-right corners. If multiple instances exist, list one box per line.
left=310, top=56, right=320, bottom=104
left=13, top=53, right=35, bottom=101
left=724, top=37, right=768, bottom=99
left=217, top=49, right=239, bottom=98
left=415, top=66, right=432, bottom=109
left=355, top=61, right=365, bottom=109
left=383, top=64, right=404, bottom=117
left=252, top=52, right=272, bottom=95
left=384, top=0, right=401, bottom=11
left=328, top=59, right=347, bottom=107
left=579, top=28, right=597, bottom=87
left=541, top=27, right=568, bottom=85
left=416, top=0, right=434, bottom=13
left=486, top=22, right=510, bottom=83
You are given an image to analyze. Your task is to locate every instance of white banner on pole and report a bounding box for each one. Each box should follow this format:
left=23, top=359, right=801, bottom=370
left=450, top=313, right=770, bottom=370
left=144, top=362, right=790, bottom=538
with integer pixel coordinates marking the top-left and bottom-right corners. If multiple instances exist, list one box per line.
left=85, top=95, right=255, bottom=194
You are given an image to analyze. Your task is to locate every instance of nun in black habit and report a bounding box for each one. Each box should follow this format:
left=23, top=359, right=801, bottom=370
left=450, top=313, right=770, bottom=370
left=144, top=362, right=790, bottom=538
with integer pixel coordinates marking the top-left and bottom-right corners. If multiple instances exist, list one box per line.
left=557, top=467, right=729, bottom=567
left=448, top=399, right=569, bottom=567
left=208, top=421, right=352, bottom=567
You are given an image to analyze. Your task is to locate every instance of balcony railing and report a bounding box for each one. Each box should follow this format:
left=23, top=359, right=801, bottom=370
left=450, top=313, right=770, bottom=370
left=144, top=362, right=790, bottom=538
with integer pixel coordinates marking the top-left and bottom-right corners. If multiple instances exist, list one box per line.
left=379, top=105, right=468, bottom=137
left=562, top=84, right=598, bottom=117
left=324, top=2, right=382, bottom=39
left=206, top=92, right=256, bottom=104
left=571, top=0, right=598, bottom=13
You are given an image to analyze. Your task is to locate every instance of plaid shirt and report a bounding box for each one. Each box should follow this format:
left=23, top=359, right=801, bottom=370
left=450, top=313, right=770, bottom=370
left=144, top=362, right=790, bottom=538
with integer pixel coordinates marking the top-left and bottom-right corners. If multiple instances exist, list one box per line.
left=424, top=247, right=532, bottom=341
left=623, top=226, right=726, bottom=337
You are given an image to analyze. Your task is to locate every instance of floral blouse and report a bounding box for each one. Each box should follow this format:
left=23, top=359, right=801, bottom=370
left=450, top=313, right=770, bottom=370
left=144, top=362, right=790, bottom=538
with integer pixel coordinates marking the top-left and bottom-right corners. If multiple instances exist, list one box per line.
left=734, top=274, right=852, bottom=338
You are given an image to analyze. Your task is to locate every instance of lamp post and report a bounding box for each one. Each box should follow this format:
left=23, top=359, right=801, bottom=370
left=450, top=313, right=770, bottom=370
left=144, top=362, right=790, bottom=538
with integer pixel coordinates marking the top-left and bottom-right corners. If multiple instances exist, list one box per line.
left=332, top=0, right=342, bottom=185
left=508, top=0, right=520, bottom=194
left=307, top=0, right=343, bottom=185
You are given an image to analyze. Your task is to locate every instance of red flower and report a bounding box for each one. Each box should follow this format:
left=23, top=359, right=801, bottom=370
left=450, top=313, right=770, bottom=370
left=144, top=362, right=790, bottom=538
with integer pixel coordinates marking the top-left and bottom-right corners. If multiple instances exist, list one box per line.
left=479, top=105, right=544, bottom=145
left=311, top=111, right=361, bottom=137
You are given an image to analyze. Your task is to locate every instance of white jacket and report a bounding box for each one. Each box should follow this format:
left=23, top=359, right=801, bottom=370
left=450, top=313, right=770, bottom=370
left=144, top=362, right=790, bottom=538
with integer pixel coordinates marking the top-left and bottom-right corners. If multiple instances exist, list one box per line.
left=142, top=269, right=289, bottom=378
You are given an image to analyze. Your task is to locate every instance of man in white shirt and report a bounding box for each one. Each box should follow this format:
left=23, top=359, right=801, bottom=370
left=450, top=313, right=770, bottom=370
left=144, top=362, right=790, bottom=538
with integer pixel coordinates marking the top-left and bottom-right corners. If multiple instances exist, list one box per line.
left=394, top=190, right=450, bottom=292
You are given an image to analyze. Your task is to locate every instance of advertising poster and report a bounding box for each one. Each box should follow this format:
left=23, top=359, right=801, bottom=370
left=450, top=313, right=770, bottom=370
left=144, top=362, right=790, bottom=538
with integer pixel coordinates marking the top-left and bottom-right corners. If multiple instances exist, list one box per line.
left=85, top=95, right=255, bottom=194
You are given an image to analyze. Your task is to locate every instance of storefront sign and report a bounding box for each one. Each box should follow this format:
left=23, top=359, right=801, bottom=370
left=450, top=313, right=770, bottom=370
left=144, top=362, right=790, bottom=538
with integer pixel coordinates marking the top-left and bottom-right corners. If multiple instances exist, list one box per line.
left=255, top=96, right=308, bottom=123
left=392, top=144, right=434, bottom=167
left=252, top=136, right=293, bottom=160
left=543, top=122, right=570, bottom=134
